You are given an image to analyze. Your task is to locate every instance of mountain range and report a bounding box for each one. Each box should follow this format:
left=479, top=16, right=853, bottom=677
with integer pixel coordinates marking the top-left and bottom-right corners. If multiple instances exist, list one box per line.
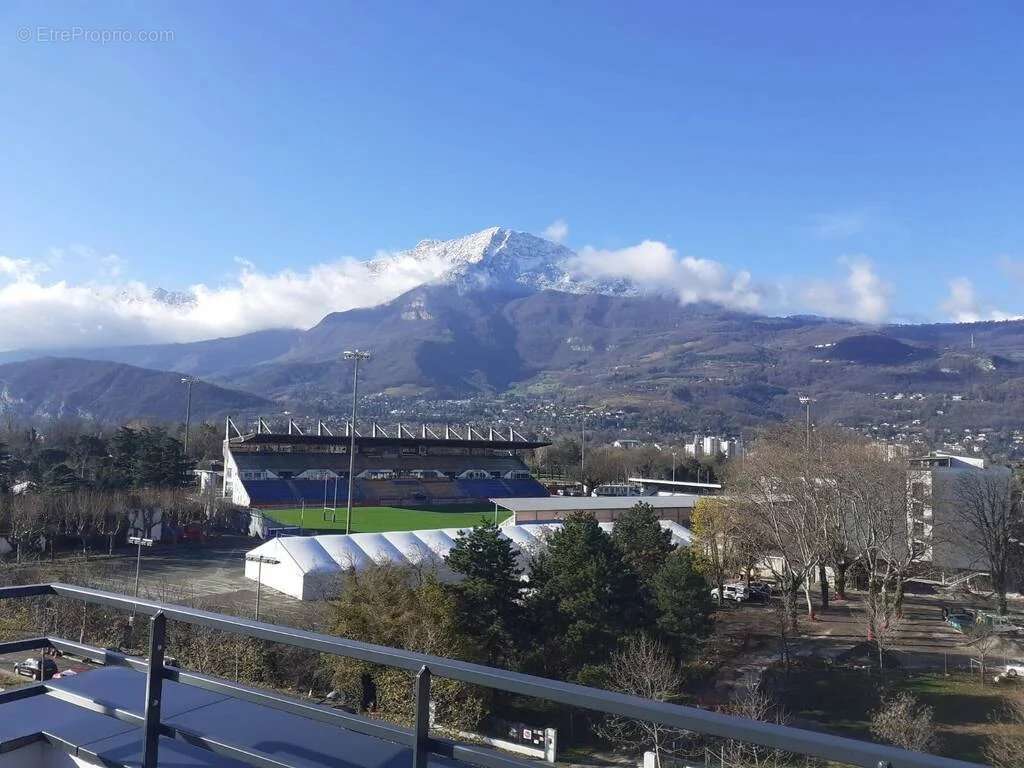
left=1, top=227, right=1023, bottom=437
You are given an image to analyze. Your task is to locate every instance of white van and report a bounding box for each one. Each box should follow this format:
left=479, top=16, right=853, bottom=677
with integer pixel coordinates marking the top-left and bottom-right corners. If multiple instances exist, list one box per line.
left=710, top=583, right=748, bottom=602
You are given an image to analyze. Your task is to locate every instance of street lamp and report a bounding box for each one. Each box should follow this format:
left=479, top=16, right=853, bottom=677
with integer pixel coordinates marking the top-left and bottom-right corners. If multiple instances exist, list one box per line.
left=798, top=395, right=815, bottom=450
left=245, top=554, right=281, bottom=621
left=671, top=450, right=678, bottom=482
left=128, top=535, right=154, bottom=619
left=343, top=350, right=371, bottom=535
left=181, top=376, right=198, bottom=456
left=799, top=395, right=826, bottom=611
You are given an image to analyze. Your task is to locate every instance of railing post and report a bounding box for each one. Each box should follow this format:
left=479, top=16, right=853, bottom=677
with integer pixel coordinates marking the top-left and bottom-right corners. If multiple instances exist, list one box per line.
left=412, top=665, right=431, bottom=768
left=143, top=611, right=166, bottom=768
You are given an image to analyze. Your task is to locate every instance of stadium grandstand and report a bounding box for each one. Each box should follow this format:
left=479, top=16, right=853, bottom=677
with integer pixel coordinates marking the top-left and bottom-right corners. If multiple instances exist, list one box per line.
left=222, top=417, right=550, bottom=514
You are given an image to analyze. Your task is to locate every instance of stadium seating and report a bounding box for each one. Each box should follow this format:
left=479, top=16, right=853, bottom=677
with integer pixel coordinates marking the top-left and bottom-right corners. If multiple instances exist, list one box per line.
left=454, top=477, right=548, bottom=499
left=244, top=475, right=548, bottom=507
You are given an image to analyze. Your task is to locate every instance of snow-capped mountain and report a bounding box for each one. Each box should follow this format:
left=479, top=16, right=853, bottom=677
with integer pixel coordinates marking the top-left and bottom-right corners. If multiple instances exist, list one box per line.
left=112, top=286, right=198, bottom=309
left=366, top=226, right=637, bottom=296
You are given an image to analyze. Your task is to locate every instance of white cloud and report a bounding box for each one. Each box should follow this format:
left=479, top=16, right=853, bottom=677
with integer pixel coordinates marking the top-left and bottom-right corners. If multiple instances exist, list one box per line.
left=0, top=249, right=454, bottom=352
left=808, top=211, right=869, bottom=240
left=941, top=277, right=1020, bottom=323
left=800, top=257, right=890, bottom=323
left=571, top=240, right=763, bottom=312
left=0, top=255, right=48, bottom=282
left=542, top=219, right=569, bottom=244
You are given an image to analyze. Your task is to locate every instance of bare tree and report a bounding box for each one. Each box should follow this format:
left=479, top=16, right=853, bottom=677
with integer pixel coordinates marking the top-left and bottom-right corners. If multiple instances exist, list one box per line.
left=94, top=491, right=128, bottom=555
left=951, top=471, right=1021, bottom=615
left=838, top=442, right=917, bottom=665
left=596, top=635, right=689, bottom=767
left=726, top=423, right=828, bottom=629
left=985, top=693, right=1024, bottom=768
left=862, top=586, right=902, bottom=684
left=962, top=622, right=1002, bottom=684
left=870, top=691, right=938, bottom=754
left=718, top=674, right=794, bottom=768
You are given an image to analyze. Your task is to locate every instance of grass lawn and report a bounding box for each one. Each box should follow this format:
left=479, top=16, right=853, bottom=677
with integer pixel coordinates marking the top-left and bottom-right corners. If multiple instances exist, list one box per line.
left=768, top=663, right=1017, bottom=764
left=260, top=504, right=510, bottom=533
left=900, top=673, right=1012, bottom=763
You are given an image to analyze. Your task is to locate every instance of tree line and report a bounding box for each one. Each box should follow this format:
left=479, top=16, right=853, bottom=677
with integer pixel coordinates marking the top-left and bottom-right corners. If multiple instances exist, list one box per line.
left=693, top=423, right=1023, bottom=668
left=0, top=425, right=231, bottom=561
left=532, top=438, right=723, bottom=489
left=329, top=505, right=715, bottom=756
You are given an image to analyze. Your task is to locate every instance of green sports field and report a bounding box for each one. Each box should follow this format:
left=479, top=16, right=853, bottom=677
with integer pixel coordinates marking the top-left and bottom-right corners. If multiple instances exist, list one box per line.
left=260, top=504, right=510, bottom=534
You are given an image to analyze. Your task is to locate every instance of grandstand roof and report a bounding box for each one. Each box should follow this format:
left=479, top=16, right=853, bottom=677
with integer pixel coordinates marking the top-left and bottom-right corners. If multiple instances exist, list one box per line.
left=230, top=432, right=549, bottom=451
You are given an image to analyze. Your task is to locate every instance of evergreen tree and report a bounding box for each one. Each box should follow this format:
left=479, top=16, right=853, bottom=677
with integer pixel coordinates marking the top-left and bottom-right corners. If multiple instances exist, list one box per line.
left=42, top=463, right=81, bottom=494
left=135, top=427, right=189, bottom=487
left=330, top=563, right=485, bottom=730
left=524, top=511, right=647, bottom=684
left=102, top=427, right=138, bottom=488
left=652, top=549, right=714, bottom=659
left=0, top=441, right=12, bottom=493
left=445, top=521, right=524, bottom=668
left=611, top=501, right=675, bottom=586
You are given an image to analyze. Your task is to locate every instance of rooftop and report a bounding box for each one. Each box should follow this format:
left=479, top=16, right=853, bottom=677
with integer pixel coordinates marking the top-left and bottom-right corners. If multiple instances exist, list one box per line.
left=490, top=495, right=701, bottom=513
left=0, top=584, right=984, bottom=768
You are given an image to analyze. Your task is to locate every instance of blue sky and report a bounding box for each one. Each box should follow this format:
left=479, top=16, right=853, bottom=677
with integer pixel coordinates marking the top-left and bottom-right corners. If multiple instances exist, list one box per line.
left=1, top=1, right=1022, bottom=347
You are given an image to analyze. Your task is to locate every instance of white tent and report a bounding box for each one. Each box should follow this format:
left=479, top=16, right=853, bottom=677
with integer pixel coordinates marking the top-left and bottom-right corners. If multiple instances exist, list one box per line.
left=244, top=520, right=693, bottom=601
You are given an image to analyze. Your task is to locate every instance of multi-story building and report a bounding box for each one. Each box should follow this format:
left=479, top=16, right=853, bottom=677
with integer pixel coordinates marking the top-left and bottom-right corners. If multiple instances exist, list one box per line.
left=907, top=452, right=1011, bottom=572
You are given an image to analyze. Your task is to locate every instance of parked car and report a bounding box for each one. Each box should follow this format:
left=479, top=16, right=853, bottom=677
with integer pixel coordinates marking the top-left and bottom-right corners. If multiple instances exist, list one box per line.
left=711, top=584, right=748, bottom=602
left=14, top=657, right=58, bottom=680
left=994, top=663, right=1024, bottom=684
left=747, top=581, right=774, bottom=600
left=946, top=611, right=976, bottom=633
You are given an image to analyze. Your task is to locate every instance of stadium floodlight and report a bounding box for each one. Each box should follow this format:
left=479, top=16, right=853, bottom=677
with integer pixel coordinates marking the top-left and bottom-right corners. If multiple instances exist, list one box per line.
left=181, top=376, right=198, bottom=456
left=245, top=554, right=281, bottom=621
left=343, top=350, right=371, bottom=535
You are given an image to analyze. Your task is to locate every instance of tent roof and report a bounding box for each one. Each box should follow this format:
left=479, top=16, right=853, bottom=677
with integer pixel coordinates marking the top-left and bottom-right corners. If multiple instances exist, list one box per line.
left=247, top=520, right=691, bottom=581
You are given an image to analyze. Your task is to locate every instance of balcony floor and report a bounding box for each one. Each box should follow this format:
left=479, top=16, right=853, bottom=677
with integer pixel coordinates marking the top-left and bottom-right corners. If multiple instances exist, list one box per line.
left=0, top=666, right=466, bottom=768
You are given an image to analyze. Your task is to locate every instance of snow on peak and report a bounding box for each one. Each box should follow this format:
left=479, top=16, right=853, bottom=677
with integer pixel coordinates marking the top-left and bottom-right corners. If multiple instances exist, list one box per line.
left=370, top=227, right=637, bottom=296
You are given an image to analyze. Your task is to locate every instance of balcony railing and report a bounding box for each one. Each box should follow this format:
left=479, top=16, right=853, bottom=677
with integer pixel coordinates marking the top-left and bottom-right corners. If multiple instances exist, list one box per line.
left=0, top=583, right=985, bottom=768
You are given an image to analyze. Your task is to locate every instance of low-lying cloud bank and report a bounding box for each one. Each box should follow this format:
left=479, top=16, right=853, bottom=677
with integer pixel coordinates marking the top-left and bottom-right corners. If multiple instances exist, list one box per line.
left=0, top=232, right=1004, bottom=352
left=0, top=249, right=451, bottom=350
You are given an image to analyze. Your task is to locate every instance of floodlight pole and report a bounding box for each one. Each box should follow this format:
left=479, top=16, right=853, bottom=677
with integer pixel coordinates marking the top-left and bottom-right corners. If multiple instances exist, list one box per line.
left=580, top=411, right=586, bottom=494
left=181, top=376, right=197, bottom=456
left=343, top=350, right=371, bottom=535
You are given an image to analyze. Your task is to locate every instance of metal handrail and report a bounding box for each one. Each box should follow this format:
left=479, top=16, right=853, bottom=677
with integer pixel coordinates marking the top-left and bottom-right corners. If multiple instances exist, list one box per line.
left=0, top=583, right=986, bottom=768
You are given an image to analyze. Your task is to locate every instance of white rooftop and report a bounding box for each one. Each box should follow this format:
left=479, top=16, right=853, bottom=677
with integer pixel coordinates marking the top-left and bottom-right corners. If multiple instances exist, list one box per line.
left=490, top=495, right=700, bottom=512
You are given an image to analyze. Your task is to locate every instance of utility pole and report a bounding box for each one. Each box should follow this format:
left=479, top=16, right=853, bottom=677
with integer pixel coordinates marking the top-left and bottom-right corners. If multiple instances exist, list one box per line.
left=343, top=350, right=371, bottom=535
left=181, top=376, right=197, bottom=456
